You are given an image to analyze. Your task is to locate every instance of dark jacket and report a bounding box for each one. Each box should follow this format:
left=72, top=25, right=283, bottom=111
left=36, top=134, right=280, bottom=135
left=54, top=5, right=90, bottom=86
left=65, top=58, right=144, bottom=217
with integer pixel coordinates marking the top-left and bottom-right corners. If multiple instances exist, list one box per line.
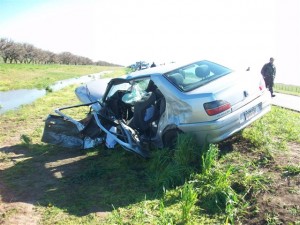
left=261, top=62, right=276, bottom=78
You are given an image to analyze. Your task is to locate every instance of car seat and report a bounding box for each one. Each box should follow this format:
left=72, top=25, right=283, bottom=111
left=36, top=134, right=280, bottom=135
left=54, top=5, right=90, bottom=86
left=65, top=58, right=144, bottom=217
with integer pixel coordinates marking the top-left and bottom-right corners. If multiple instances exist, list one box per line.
left=195, top=65, right=210, bottom=79
left=133, top=91, right=157, bottom=132
left=168, top=73, right=184, bottom=88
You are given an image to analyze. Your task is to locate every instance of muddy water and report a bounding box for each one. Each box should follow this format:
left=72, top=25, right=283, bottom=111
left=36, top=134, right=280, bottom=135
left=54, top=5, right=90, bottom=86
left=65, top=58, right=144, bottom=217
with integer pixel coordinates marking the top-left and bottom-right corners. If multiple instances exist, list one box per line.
left=0, top=71, right=111, bottom=115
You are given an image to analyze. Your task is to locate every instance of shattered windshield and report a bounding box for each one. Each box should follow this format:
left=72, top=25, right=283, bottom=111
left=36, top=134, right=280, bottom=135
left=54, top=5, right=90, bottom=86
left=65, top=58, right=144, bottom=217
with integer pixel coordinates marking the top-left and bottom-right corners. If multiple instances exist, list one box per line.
left=122, top=78, right=151, bottom=104
left=105, top=77, right=152, bottom=105
left=106, top=82, right=131, bottom=99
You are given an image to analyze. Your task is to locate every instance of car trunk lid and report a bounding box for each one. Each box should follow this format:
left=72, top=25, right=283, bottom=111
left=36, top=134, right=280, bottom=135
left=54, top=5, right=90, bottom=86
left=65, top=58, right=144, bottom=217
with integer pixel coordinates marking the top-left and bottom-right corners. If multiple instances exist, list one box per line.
left=189, top=70, right=265, bottom=111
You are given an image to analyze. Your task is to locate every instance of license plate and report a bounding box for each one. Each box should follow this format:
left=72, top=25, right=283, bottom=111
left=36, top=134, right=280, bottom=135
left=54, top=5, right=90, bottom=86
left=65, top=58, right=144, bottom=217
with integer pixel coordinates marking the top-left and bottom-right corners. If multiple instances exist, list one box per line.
left=244, top=103, right=262, bottom=121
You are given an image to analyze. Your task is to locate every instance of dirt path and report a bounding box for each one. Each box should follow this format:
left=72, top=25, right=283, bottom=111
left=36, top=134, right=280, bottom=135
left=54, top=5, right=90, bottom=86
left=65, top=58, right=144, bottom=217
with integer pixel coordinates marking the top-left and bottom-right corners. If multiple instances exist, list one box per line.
left=0, top=144, right=90, bottom=225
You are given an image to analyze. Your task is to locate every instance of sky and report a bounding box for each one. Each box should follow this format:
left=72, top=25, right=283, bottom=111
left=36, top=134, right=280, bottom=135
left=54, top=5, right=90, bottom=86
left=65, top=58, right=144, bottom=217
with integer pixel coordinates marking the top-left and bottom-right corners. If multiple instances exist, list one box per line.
left=0, top=0, right=299, bottom=85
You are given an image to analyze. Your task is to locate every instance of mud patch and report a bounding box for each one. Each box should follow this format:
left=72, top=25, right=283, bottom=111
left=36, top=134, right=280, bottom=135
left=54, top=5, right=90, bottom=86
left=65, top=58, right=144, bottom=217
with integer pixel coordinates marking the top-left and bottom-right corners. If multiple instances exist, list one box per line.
left=0, top=144, right=92, bottom=224
left=0, top=202, right=40, bottom=225
left=246, top=142, right=300, bottom=225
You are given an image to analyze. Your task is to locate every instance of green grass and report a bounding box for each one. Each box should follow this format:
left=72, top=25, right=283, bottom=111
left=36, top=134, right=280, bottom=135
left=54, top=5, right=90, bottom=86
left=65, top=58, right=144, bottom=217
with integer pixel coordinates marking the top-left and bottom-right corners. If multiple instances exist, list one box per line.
left=1, top=99, right=299, bottom=224
left=0, top=63, right=126, bottom=91
left=274, top=83, right=300, bottom=96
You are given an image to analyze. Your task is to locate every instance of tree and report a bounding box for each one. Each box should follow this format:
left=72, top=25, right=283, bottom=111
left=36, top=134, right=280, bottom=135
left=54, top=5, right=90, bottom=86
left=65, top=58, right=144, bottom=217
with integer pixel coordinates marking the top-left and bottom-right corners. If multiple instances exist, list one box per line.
left=10, top=43, right=26, bottom=63
left=22, top=43, right=36, bottom=64
left=58, top=52, right=73, bottom=64
left=0, top=37, right=120, bottom=66
left=0, top=38, right=14, bottom=63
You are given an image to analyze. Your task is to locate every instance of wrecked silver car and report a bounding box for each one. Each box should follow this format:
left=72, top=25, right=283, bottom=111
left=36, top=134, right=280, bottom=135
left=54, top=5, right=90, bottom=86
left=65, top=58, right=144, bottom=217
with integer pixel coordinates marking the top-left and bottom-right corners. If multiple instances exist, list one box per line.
left=42, top=60, right=272, bottom=157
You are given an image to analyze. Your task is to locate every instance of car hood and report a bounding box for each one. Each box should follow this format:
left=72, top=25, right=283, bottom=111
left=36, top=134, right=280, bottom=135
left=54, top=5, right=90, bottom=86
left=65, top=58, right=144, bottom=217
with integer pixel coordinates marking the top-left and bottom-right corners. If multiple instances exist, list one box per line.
left=75, top=78, right=111, bottom=105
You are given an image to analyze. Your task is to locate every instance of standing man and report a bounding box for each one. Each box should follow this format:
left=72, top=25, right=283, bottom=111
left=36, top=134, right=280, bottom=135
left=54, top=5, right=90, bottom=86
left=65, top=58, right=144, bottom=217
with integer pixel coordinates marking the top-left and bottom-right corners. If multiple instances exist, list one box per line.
left=261, top=57, right=276, bottom=97
left=150, top=62, right=156, bottom=68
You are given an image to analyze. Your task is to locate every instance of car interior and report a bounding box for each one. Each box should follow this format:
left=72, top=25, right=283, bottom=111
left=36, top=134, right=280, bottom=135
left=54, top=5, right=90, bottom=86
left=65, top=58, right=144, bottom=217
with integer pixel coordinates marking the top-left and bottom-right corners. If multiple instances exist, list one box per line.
left=100, top=79, right=166, bottom=137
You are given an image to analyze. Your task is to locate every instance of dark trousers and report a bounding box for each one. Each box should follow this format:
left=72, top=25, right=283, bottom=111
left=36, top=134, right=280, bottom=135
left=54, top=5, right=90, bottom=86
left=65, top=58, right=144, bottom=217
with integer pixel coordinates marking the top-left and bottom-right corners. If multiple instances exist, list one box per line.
left=264, top=76, right=274, bottom=95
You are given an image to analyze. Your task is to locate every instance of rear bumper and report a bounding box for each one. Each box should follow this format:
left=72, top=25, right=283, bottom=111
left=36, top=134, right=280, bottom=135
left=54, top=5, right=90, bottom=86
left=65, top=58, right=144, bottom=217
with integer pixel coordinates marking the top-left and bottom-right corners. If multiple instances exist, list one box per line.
left=178, top=91, right=272, bottom=144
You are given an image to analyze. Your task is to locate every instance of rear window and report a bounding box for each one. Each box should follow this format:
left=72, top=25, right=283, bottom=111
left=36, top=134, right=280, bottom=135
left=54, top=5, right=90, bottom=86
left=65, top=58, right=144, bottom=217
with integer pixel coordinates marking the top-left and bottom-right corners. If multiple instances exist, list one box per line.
left=164, top=60, right=233, bottom=92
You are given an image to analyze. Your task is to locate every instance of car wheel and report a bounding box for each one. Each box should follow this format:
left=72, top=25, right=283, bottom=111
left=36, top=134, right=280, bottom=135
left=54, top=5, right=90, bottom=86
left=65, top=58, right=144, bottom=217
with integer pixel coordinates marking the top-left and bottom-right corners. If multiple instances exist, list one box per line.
left=163, top=129, right=180, bottom=150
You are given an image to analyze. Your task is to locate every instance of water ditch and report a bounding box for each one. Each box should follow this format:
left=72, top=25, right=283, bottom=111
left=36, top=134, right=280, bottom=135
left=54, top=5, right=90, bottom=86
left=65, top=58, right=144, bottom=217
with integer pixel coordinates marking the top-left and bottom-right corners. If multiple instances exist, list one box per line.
left=0, top=71, right=112, bottom=115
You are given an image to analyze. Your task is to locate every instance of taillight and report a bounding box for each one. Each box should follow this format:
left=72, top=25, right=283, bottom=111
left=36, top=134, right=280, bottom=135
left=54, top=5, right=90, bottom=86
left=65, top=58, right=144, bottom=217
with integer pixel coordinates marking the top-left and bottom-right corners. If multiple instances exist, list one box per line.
left=259, top=77, right=266, bottom=91
left=204, top=100, right=231, bottom=116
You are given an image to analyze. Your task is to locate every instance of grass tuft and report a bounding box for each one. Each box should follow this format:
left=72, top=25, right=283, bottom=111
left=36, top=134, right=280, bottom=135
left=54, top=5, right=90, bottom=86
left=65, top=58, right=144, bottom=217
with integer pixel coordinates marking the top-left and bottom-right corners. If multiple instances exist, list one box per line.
left=146, top=134, right=201, bottom=191
left=180, top=182, right=198, bottom=222
left=20, top=134, right=32, bottom=146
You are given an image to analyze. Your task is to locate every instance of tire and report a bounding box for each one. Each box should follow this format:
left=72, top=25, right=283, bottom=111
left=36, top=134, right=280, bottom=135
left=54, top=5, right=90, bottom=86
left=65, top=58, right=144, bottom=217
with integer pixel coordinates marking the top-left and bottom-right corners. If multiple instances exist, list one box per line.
left=162, top=129, right=179, bottom=150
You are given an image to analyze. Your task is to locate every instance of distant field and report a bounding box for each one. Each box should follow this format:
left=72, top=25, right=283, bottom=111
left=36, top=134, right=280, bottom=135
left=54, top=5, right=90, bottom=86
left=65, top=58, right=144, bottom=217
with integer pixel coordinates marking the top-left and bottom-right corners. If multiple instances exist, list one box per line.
left=274, top=83, right=300, bottom=96
left=1, top=63, right=299, bottom=97
left=0, top=63, right=126, bottom=91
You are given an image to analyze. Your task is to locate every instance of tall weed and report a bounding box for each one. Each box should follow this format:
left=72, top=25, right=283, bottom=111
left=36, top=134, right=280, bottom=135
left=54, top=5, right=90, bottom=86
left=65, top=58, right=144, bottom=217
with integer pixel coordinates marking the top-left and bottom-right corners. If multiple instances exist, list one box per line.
left=180, top=182, right=198, bottom=222
left=201, top=144, right=219, bottom=175
left=158, top=198, right=174, bottom=225
left=147, top=134, right=200, bottom=190
left=146, top=150, right=174, bottom=190
left=173, top=133, right=200, bottom=168
left=193, top=144, right=241, bottom=223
